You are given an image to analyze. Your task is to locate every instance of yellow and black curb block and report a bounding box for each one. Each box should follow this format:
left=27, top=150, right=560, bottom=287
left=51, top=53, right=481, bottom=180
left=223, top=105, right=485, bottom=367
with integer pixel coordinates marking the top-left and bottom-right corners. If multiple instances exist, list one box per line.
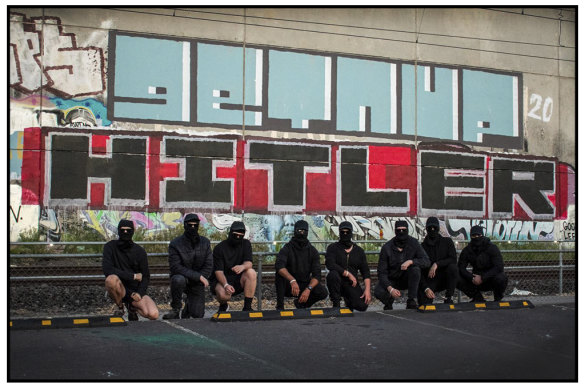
left=9, top=316, right=127, bottom=330
left=211, top=307, right=354, bottom=322
left=418, top=300, right=534, bottom=313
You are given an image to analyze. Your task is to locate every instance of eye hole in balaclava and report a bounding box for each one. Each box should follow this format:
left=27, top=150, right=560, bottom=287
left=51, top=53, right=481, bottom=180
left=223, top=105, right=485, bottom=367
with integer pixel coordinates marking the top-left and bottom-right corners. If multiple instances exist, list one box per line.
left=183, top=213, right=200, bottom=242
left=228, top=221, right=246, bottom=245
left=338, top=221, right=353, bottom=248
left=394, top=220, right=409, bottom=248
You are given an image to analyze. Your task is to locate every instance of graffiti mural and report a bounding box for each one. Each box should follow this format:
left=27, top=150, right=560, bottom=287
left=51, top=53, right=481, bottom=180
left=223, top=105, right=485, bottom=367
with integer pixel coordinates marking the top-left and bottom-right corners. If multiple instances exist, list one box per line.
left=108, top=32, right=522, bottom=149
left=18, top=127, right=574, bottom=220
left=9, top=13, right=106, bottom=98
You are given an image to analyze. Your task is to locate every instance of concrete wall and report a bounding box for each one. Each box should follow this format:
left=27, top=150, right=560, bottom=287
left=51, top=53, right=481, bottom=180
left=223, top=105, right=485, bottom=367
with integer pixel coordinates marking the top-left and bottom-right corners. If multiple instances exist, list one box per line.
left=9, top=7, right=576, bottom=242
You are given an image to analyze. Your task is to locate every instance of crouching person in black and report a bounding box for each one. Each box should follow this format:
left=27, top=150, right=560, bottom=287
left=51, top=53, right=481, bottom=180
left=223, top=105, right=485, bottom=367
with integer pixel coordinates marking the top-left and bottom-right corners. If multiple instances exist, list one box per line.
left=103, top=219, right=159, bottom=321
left=325, top=221, right=371, bottom=311
left=374, top=220, right=430, bottom=309
left=163, top=213, right=213, bottom=319
left=458, top=225, right=508, bottom=302
left=210, top=221, right=257, bottom=312
left=419, top=217, right=459, bottom=305
left=275, top=220, right=328, bottom=310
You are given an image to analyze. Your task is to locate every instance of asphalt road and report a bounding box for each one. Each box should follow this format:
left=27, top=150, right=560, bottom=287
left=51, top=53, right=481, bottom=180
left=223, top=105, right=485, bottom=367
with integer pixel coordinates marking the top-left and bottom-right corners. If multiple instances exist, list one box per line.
left=9, top=301, right=576, bottom=381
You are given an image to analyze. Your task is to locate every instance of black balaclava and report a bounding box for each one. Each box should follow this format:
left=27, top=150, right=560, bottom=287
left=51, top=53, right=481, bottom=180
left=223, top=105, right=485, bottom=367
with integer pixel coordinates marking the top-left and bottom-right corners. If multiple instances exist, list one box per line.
left=228, top=221, right=246, bottom=246
left=183, top=213, right=200, bottom=243
left=425, top=217, right=441, bottom=245
left=292, top=220, right=309, bottom=248
left=394, top=220, right=409, bottom=248
left=338, top=221, right=353, bottom=248
left=470, top=225, right=485, bottom=250
left=117, top=219, right=134, bottom=249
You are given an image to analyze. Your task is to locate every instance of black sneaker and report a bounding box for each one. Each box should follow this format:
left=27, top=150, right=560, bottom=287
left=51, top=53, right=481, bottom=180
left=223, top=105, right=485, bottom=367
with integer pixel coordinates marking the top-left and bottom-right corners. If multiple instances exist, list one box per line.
left=125, top=302, right=138, bottom=321
left=275, top=305, right=284, bottom=311
left=218, top=303, right=229, bottom=312
left=406, top=299, right=418, bottom=309
left=162, top=310, right=180, bottom=320
left=383, top=303, right=393, bottom=310
left=444, top=297, right=454, bottom=304
left=293, top=299, right=302, bottom=309
left=470, top=294, right=486, bottom=303
left=332, top=301, right=340, bottom=308
left=242, top=306, right=253, bottom=312
left=181, top=306, right=190, bottom=319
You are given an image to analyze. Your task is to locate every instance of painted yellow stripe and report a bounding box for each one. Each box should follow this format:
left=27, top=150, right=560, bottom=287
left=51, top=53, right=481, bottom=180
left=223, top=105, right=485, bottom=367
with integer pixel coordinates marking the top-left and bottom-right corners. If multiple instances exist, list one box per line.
left=73, top=319, right=89, bottom=325
left=249, top=312, right=263, bottom=318
left=499, top=302, right=510, bottom=307
left=340, top=309, right=352, bottom=314
left=212, top=313, right=218, bottom=319
left=523, top=301, right=529, bottom=306
left=449, top=305, right=455, bottom=310
left=310, top=310, right=324, bottom=315
left=110, top=317, right=124, bottom=323
left=475, top=303, right=486, bottom=308
left=218, top=313, right=231, bottom=319
left=42, top=320, right=52, bottom=326
left=425, top=305, right=436, bottom=311
left=280, top=311, right=294, bottom=317
left=10, top=322, right=12, bottom=327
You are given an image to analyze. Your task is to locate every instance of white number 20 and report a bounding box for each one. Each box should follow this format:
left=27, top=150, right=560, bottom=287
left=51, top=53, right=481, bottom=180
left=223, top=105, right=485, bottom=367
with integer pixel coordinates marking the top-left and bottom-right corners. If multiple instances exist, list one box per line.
left=528, top=94, right=553, bottom=122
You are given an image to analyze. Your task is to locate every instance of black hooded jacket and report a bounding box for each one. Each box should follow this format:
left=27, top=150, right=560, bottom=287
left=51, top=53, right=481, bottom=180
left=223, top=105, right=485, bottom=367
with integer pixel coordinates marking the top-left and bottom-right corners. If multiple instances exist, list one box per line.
left=421, top=235, right=457, bottom=269
left=275, top=239, right=321, bottom=284
left=102, top=240, right=150, bottom=297
left=325, top=242, right=370, bottom=281
left=377, top=236, right=430, bottom=289
left=458, top=237, right=504, bottom=282
left=168, top=233, right=213, bottom=282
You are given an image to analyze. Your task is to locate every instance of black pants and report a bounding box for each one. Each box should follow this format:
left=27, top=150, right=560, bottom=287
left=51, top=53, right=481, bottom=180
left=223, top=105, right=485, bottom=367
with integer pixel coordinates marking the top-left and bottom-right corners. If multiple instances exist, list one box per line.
left=169, top=274, right=206, bottom=318
left=374, top=265, right=421, bottom=307
left=275, top=273, right=328, bottom=308
left=457, top=272, right=508, bottom=301
left=419, top=263, right=459, bottom=304
left=326, top=270, right=368, bottom=311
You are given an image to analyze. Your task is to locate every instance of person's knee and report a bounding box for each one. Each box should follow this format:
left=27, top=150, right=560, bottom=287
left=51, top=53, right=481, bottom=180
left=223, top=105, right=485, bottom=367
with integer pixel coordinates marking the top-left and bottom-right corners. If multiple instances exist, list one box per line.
left=148, top=307, right=160, bottom=320
left=327, top=270, right=341, bottom=283
left=105, top=274, right=121, bottom=289
left=447, top=263, right=459, bottom=276
left=373, top=283, right=386, bottom=299
left=171, top=274, right=187, bottom=288
left=408, top=265, right=421, bottom=276
left=243, top=268, right=257, bottom=282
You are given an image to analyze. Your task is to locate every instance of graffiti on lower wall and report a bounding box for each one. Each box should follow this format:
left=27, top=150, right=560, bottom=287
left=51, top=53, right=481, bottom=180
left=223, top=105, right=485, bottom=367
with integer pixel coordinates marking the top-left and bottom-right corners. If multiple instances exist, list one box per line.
left=107, top=31, right=523, bottom=149
left=18, top=127, right=574, bottom=220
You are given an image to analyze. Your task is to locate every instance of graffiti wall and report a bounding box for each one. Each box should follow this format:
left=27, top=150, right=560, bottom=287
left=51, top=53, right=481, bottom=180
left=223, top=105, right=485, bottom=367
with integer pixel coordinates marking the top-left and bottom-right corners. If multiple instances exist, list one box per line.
left=108, top=32, right=523, bottom=149
left=9, top=10, right=575, bottom=243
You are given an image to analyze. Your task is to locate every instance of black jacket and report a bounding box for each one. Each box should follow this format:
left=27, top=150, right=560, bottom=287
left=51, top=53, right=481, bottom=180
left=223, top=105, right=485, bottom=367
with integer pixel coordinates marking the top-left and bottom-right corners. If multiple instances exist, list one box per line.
left=102, top=240, right=150, bottom=297
left=275, top=240, right=321, bottom=284
left=458, top=237, right=504, bottom=282
left=421, top=235, right=457, bottom=268
left=377, top=236, right=430, bottom=289
left=325, top=242, right=371, bottom=281
left=212, top=239, right=253, bottom=278
left=168, top=234, right=213, bottom=282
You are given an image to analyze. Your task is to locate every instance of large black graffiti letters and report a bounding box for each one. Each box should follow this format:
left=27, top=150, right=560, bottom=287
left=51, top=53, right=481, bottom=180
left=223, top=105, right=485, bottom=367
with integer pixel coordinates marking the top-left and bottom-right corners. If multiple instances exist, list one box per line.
left=248, top=142, right=329, bottom=209
left=491, top=158, right=555, bottom=218
left=163, top=138, right=234, bottom=205
left=50, top=135, right=147, bottom=203
left=420, top=151, right=485, bottom=214
left=339, top=147, right=408, bottom=211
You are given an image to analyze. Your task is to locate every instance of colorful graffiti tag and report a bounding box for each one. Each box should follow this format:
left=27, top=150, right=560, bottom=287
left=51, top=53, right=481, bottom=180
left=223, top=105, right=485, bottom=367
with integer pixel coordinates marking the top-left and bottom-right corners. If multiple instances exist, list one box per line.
left=19, top=127, right=573, bottom=220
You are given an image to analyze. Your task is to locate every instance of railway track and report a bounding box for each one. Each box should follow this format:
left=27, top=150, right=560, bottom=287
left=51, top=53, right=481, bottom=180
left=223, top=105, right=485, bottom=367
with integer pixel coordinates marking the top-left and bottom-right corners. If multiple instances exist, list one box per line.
left=9, top=261, right=576, bottom=286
